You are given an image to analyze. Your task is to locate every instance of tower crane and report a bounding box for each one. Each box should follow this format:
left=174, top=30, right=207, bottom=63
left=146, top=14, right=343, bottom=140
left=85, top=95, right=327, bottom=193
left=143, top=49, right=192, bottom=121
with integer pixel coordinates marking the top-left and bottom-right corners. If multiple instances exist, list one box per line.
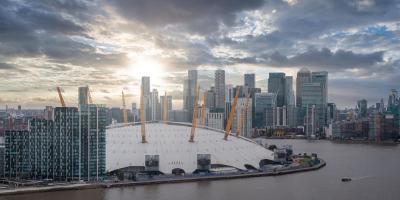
left=56, top=86, right=66, bottom=107
left=224, top=86, right=240, bottom=140
left=189, top=85, right=200, bottom=142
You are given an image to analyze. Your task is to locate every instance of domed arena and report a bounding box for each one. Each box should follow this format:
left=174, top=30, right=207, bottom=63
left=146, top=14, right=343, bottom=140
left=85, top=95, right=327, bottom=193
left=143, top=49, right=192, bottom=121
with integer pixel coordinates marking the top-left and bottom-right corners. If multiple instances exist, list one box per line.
left=106, top=122, right=274, bottom=175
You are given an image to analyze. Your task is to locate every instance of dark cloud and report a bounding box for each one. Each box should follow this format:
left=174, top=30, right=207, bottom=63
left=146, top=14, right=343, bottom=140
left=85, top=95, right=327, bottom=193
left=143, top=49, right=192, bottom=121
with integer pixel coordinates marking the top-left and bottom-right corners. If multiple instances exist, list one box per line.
left=228, top=47, right=385, bottom=71
left=109, top=0, right=265, bottom=33
left=270, top=0, right=400, bottom=39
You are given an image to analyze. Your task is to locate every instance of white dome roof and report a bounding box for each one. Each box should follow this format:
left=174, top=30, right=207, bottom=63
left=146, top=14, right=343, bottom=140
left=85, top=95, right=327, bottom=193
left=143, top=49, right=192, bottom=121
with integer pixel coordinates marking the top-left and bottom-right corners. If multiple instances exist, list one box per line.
left=106, top=122, right=274, bottom=174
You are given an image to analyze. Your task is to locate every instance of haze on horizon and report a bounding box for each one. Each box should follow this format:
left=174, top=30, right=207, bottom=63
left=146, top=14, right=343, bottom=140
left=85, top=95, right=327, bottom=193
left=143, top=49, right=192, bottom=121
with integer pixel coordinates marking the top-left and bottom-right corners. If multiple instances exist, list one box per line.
left=0, top=0, right=399, bottom=109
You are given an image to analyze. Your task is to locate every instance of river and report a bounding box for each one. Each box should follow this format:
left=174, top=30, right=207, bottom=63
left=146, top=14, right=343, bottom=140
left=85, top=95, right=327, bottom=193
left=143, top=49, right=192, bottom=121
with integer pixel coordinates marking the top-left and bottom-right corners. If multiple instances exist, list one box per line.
left=2, top=139, right=400, bottom=200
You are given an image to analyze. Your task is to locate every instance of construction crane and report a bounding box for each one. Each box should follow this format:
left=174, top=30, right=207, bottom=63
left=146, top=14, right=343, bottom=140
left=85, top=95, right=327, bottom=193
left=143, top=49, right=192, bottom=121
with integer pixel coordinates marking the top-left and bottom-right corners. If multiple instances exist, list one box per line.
left=199, top=91, right=208, bottom=127
left=224, top=86, right=240, bottom=140
left=236, top=89, right=251, bottom=137
left=122, top=90, right=128, bottom=124
left=56, top=86, right=66, bottom=107
left=140, top=85, right=147, bottom=143
left=189, top=85, right=200, bottom=142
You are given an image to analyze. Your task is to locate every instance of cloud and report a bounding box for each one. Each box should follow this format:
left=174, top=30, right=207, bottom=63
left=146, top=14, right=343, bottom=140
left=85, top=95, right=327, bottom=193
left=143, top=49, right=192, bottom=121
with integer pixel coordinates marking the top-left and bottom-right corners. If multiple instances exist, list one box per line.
left=108, top=0, right=265, bottom=33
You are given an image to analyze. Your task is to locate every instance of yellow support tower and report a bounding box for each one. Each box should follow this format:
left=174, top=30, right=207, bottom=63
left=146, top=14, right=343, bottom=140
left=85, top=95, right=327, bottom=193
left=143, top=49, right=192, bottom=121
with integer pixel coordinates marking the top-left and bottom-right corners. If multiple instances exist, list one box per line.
left=224, top=86, right=240, bottom=140
left=56, top=86, right=66, bottom=107
left=140, top=85, right=147, bottom=143
left=199, top=91, right=207, bottom=127
left=189, top=85, right=200, bottom=142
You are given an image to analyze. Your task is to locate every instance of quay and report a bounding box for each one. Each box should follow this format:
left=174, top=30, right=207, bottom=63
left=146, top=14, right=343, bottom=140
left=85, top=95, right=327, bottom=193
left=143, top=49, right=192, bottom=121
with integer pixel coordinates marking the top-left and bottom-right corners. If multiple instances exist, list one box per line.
left=0, top=159, right=326, bottom=196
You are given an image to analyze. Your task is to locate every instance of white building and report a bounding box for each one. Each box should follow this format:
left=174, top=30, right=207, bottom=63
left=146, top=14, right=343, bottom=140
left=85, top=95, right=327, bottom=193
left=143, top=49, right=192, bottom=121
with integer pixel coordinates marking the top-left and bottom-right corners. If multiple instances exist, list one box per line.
left=106, top=122, right=274, bottom=174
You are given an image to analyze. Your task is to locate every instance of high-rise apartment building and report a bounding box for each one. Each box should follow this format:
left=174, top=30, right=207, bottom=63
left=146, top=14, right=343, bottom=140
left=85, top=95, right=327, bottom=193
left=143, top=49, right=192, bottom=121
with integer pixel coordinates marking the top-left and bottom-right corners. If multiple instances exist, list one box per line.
left=141, top=76, right=151, bottom=121
left=296, top=68, right=311, bottom=108
left=150, top=89, right=160, bottom=121
left=78, top=104, right=107, bottom=181
left=244, top=74, right=255, bottom=88
left=254, top=92, right=276, bottom=128
left=268, top=73, right=286, bottom=107
left=184, top=70, right=198, bottom=122
left=301, top=82, right=324, bottom=131
left=78, top=86, right=89, bottom=106
left=215, top=69, right=225, bottom=111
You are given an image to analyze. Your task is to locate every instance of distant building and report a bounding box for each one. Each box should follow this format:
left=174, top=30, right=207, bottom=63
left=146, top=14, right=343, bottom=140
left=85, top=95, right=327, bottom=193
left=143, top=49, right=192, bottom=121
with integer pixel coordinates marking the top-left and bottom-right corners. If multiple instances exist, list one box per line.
left=311, top=71, right=328, bottom=125
left=44, top=106, right=54, bottom=121
left=301, top=82, right=324, bottom=132
left=142, top=76, right=151, bottom=121
left=206, top=111, right=224, bottom=130
left=296, top=68, right=311, bottom=108
left=150, top=89, right=160, bottom=121
left=268, top=73, right=286, bottom=107
left=327, top=103, right=337, bottom=124
left=168, top=110, right=188, bottom=123
left=78, top=86, right=89, bottom=106
left=357, top=99, right=368, bottom=119
left=160, top=95, right=172, bottom=121
left=254, top=93, right=276, bottom=128
left=205, top=89, right=216, bottom=111
left=215, top=69, right=226, bottom=111
left=244, top=74, right=255, bottom=88
left=387, top=89, right=398, bottom=110
left=183, top=70, right=198, bottom=122
left=232, top=98, right=252, bottom=138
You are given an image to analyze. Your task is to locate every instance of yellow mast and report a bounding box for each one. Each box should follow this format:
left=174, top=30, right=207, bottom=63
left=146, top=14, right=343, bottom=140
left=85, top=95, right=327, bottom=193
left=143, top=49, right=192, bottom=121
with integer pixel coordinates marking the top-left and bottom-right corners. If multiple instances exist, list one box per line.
left=140, top=85, right=147, bottom=143
left=199, top=91, right=208, bottom=127
left=56, top=86, right=66, bottom=107
left=224, top=86, right=240, bottom=140
left=189, top=85, right=200, bottom=142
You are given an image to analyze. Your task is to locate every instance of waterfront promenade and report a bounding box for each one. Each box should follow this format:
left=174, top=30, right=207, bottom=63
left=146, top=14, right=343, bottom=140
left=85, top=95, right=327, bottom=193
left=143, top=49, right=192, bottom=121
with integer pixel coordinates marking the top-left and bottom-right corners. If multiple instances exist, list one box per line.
left=0, top=159, right=325, bottom=196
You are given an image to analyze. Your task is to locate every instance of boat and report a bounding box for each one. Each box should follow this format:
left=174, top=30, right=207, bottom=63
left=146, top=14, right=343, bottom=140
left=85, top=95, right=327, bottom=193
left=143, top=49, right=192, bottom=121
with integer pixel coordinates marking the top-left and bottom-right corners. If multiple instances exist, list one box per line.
left=341, top=177, right=352, bottom=182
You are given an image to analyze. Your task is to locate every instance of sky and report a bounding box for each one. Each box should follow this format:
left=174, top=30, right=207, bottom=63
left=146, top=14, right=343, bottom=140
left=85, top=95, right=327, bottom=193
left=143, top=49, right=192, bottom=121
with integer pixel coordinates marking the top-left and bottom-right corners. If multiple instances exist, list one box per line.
left=0, top=0, right=399, bottom=110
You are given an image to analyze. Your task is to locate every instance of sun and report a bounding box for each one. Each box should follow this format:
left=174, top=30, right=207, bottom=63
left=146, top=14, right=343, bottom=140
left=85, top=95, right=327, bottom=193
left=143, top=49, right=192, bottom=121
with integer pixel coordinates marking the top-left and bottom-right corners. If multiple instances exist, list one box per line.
left=123, top=52, right=166, bottom=87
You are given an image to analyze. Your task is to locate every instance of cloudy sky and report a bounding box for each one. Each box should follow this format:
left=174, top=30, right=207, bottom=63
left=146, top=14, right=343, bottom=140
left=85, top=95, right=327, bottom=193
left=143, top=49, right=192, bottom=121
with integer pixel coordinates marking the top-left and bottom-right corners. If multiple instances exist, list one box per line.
left=0, top=0, right=399, bottom=109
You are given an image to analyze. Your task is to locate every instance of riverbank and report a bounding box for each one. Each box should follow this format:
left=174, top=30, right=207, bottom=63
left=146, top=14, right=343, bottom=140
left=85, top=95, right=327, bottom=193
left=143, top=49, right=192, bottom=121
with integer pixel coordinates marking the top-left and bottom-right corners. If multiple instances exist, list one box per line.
left=0, top=159, right=326, bottom=196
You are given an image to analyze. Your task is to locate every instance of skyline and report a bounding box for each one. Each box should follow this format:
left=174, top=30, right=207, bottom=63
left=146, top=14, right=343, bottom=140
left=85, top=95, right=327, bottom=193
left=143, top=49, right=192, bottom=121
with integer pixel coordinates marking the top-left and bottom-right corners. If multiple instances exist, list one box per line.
left=1, top=0, right=400, bottom=109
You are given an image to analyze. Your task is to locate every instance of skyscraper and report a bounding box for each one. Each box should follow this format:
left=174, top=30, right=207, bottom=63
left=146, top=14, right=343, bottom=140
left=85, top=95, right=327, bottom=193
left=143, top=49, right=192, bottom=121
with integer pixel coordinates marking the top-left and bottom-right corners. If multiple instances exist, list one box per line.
left=357, top=99, right=368, bottom=118
left=268, top=73, right=286, bottom=107
left=244, top=74, right=255, bottom=88
left=150, top=89, right=160, bottom=121
left=160, top=94, right=172, bottom=121
left=254, top=92, right=277, bottom=128
left=301, top=82, right=324, bottom=131
left=311, top=71, right=328, bottom=125
left=78, top=86, right=89, bottom=106
left=296, top=68, right=311, bottom=108
left=79, top=104, right=107, bottom=181
left=215, top=69, right=226, bottom=111
left=141, top=77, right=151, bottom=121
left=184, top=70, right=198, bottom=122
left=388, top=89, right=398, bottom=109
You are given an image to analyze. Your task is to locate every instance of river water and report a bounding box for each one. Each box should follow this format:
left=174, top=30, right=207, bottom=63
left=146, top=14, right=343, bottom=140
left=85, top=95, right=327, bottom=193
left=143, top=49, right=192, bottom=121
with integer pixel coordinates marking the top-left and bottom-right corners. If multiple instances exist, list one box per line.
left=2, top=139, right=400, bottom=200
